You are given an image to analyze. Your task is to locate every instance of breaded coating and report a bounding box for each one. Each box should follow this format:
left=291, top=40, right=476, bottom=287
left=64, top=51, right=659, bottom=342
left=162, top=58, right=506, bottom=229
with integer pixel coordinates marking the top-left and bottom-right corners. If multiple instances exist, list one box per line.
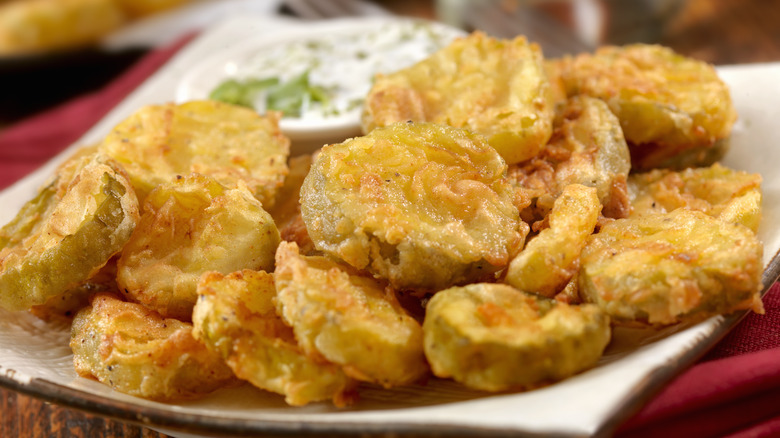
left=508, top=96, right=631, bottom=225
left=579, top=209, right=764, bottom=326
left=0, top=0, right=126, bottom=55
left=112, top=0, right=188, bottom=18
left=117, top=174, right=280, bottom=321
left=0, top=153, right=139, bottom=311
left=267, top=154, right=313, bottom=228
left=629, top=162, right=762, bottom=232
left=505, top=184, right=601, bottom=297
left=30, top=256, right=118, bottom=322
left=363, top=32, right=553, bottom=165
left=267, top=154, right=317, bottom=255
left=544, top=59, right=568, bottom=107
left=71, top=293, right=236, bottom=401
left=192, top=270, right=355, bottom=407
left=274, top=242, right=428, bottom=388
left=423, top=283, right=610, bottom=392
left=99, top=100, right=290, bottom=206
left=556, top=44, right=736, bottom=170
left=301, top=122, right=527, bottom=291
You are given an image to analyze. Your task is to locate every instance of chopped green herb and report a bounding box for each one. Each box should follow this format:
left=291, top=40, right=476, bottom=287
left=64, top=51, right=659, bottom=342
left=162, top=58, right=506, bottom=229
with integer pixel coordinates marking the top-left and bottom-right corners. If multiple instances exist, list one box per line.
left=308, top=83, right=330, bottom=105
left=207, top=21, right=461, bottom=120
left=266, top=70, right=311, bottom=117
left=209, top=77, right=279, bottom=108
left=211, top=70, right=333, bottom=118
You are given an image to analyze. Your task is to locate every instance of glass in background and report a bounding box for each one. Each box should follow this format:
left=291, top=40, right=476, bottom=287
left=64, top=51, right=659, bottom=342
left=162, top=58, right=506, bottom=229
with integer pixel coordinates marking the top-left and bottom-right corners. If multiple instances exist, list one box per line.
left=435, top=0, right=685, bottom=57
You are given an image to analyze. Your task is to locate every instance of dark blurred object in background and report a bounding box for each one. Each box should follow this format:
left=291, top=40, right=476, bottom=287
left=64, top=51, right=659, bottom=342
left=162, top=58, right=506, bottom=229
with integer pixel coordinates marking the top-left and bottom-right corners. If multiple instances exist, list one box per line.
left=444, top=0, right=686, bottom=57
left=430, top=0, right=780, bottom=63
left=602, top=0, right=685, bottom=45
left=659, top=0, right=780, bottom=64
left=0, top=0, right=285, bottom=126
left=0, top=48, right=145, bottom=124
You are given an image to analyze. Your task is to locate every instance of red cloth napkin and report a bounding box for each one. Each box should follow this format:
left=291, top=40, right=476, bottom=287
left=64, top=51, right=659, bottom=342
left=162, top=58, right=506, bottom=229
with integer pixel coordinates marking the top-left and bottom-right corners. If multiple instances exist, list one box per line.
left=0, top=36, right=191, bottom=189
left=1, top=35, right=779, bottom=438
left=617, top=282, right=780, bottom=438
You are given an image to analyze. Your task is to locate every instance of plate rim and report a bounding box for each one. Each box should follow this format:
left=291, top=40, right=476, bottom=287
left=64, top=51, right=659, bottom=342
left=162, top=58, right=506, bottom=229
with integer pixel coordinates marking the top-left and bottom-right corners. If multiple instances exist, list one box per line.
left=2, top=266, right=777, bottom=438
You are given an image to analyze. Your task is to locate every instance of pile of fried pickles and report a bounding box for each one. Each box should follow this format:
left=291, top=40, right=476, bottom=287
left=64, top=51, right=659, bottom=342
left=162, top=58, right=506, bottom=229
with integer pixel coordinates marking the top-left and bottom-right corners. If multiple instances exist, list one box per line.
left=0, top=31, right=765, bottom=406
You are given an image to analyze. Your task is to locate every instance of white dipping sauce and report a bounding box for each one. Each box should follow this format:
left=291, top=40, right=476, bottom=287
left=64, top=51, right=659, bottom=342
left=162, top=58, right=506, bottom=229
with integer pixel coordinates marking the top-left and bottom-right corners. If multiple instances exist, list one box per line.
left=225, top=20, right=463, bottom=121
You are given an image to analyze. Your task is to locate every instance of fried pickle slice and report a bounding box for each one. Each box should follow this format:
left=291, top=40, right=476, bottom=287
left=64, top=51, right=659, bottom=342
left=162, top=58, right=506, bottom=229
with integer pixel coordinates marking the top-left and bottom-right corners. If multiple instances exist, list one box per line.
left=0, top=154, right=139, bottom=311
left=0, top=0, right=126, bottom=55
left=71, top=293, right=236, bottom=401
left=579, top=208, right=764, bottom=326
left=268, top=154, right=312, bottom=228
left=508, top=96, right=631, bottom=224
left=192, top=269, right=355, bottom=407
left=99, top=100, right=289, bottom=206
left=117, top=174, right=280, bottom=321
left=363, top=32, right=553, bottom=165
left=423, top=283, right=610, bottom=392
left=267, top=154, right=317, bottom=255
left=629, top=162, right=762, bottom=232
left=505, top=184, right=601, bottom=297
left=113, top=0, right=189, bottom=18
left=544, top=59, right=568, bottom=107
left=301, top=122, right=527, bottom=291
left=274, top=242, right=428, bottom=388
left=556, top=44, right=736, bottom=170
left=30, top=256, right=118, bottom=322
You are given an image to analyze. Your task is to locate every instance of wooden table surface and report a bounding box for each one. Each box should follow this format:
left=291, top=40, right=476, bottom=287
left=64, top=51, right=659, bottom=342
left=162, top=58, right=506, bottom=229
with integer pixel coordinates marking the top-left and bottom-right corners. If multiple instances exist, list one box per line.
left=2, top=0, right=780, bottom=437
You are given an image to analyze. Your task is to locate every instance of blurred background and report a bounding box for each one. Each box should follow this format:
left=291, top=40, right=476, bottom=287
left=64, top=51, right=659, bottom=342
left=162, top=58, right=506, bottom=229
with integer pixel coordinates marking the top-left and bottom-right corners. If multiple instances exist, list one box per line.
left=0, top=0, right=778, bottom=125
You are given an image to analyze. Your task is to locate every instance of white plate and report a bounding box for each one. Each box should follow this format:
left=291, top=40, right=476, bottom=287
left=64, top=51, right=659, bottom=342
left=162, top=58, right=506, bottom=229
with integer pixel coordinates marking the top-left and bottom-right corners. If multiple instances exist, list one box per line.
left=101, top=0, right=283, bottom=50
left=1, top=14, right=779, bottom=438
left=175, top=17, right=464, bottom=149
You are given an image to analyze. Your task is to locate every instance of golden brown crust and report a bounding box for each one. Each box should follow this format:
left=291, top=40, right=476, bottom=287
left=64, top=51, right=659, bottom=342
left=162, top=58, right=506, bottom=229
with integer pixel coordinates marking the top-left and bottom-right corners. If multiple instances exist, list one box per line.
left=274, top=242, right=429, bottom=388
left=112, top=0, right=188, bottom=18
left=301, top=122, right=527, bottom=291
left=629, top=162, right=763, bottom=232
left=0, top=153, right=139, bottom=311
left=508, top=96, right=631, bottom=226
left=70, top=293, right=236, bottom=401
left=117, top=174, right=280, bottom=321
left=99, top=100, right=290, bottom=206
left=0, top=0, right=126, bottom=55
left=267, top=154, right=318, bottom=255
left=423, top=283, right=610, bottom=391
left=193, top=269, right=356, bottom=407
left=505, top=184, right=601, bottom=297
left=556, top=44, right=736, bottom=170
left=579, top=209, right=764, bottom=325
left=30, top=256, right=118, bottom=322
left=363, top=32, right=554, bottom=165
